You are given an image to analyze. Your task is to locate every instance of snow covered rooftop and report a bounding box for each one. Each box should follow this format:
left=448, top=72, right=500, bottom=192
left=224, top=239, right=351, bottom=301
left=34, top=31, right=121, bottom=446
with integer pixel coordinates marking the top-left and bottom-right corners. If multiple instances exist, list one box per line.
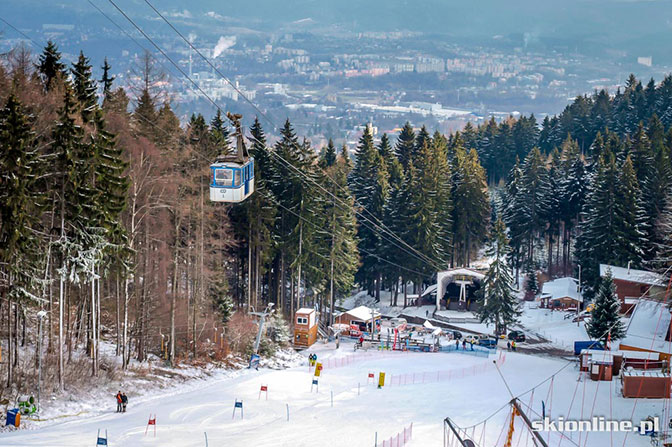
left=296, top=307, right=315, bottom=315
left=541, top=277, right=582, bottom=302
left=421, top=284, right=438, bottom=297
left=437, top=268, right=486, bottom=281
left=339, top=305, right=381, bottom=322
left=620, top=298, right=672, bottom=354
left=599, top=264, right=665, bottom=286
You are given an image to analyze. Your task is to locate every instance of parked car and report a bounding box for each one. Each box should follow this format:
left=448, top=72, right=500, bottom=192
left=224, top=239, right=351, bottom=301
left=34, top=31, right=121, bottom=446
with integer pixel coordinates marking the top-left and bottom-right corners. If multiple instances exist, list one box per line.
left=464, top=334, right=497, bottom=348
left=451, top=330, right=463, bottom=340
left=508, top=330, right=526, bottom=342
left=478, top=338, right=498, bottom=349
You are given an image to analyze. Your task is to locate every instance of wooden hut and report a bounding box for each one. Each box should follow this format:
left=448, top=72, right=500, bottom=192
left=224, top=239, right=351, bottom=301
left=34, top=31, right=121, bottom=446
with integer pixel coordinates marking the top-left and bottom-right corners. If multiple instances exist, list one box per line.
left=293, top=308, right=318, bottom=348
left=622, top=370, right=671, bottom=398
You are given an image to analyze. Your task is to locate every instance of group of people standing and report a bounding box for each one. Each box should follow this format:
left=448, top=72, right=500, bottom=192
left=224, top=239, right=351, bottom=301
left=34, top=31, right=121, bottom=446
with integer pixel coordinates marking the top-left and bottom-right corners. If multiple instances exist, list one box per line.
left=115, top=391, right=128, bottom=413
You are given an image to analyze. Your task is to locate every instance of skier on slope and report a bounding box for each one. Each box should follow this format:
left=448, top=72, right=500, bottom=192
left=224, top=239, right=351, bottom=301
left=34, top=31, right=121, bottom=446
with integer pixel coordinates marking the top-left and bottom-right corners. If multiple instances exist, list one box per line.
left=121, top=393, right=128, bottom=412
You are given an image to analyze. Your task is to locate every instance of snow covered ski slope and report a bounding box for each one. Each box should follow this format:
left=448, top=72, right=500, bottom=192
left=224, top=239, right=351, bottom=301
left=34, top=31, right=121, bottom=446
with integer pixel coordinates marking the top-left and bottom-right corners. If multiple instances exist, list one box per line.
left=0, top=343, right=661, bottom=446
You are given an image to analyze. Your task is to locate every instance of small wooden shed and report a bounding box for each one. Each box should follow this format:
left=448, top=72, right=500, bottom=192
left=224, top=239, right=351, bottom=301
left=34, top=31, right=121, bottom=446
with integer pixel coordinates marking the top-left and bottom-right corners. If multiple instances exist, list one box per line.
left=589, top=351, right=613, bottom=381
left=622, top=370, right=671, bottom=398
left=293, top=308, right=317, bottom=348
left=334, top=306, right=381, bottom=332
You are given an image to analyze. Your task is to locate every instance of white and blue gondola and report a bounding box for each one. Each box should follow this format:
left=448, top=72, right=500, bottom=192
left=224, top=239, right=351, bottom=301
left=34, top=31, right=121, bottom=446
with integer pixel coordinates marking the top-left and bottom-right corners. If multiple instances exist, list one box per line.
left=209, top=157, right=255, bottom=203
left=209, top=112, right=255, bottom=203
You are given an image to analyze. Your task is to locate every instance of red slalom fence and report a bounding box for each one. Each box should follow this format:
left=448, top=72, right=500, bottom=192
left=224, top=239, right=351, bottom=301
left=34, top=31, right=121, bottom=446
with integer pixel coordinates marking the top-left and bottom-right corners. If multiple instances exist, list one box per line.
left=323, top=351, right=414, bottom=370
left=385, top=351, right=506, bottom=387
left=378, top=422, right=413, bottom=447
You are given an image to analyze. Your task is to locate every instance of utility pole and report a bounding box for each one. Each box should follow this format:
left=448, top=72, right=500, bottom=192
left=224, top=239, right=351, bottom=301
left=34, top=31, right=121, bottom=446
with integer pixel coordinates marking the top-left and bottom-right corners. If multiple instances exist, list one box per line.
left=577, top=265, right=582, bottom=327
left=250, top=303, right=275, bottom=354
left=37, top=310, right=47, bottom=413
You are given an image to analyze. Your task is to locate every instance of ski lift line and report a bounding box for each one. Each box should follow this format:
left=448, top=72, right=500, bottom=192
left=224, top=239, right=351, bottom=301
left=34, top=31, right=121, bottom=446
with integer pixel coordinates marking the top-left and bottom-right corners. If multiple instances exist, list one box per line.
left=516, top=400, right=581, bottom=447
left=138, top=0, right=443, bottom=272
left=262, top=146, right=442, bottom=271
left=0, top=16, right=40, bottom=48
left=139, top=0, right=279, bottom=126
left=142, top=0, right=442, bottom=270
left=102, top=0, right=440, bottom=272
left=266, top=164, right=436, bottom=276
left=272, top=199, right=429, bottom=277
left=87, top=0, right=204, bottom=103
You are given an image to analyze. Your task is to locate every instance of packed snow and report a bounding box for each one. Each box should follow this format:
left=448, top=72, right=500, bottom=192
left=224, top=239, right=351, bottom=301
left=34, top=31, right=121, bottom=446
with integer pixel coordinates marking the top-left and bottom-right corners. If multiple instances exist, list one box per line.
left=0, top=340, right=663, bottom=447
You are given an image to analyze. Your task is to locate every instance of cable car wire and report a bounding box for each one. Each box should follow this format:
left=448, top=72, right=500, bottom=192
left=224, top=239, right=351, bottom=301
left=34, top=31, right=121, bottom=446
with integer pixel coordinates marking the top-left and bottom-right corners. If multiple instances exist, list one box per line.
left=103, top=0, right=442, bottom=273
left=135, top=0, right=443, bottom=271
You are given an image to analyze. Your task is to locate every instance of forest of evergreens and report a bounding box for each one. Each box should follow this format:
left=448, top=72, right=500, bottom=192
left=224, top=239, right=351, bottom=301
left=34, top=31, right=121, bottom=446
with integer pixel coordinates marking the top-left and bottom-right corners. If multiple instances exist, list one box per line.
left=1, top=40, right=672, bottom=396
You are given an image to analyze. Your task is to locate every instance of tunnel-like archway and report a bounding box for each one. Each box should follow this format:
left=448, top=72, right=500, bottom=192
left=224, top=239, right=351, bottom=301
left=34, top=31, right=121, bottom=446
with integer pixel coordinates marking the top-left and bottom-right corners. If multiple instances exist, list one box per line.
left=435, top=268, right=485, bottom=311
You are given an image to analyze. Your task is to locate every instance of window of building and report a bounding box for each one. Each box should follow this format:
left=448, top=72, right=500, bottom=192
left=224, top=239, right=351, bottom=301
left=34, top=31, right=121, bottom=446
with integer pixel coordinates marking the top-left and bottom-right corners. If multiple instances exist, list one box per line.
left=297, top=317, right=308, bottom=325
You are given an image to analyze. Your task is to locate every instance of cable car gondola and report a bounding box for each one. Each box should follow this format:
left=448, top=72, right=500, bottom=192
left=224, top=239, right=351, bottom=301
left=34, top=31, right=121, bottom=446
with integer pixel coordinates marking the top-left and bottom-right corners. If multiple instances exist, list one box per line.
left=209, top=113, right=255, bottom=203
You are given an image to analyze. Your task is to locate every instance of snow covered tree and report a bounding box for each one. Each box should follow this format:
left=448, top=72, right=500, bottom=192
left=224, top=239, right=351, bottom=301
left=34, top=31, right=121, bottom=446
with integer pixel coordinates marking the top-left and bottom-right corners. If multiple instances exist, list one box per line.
left=71, top=51, right=98, bottom=123
left=451, top=146, right=490, bottom=266
left=614, top=156, right=646, bottom=267
left=586, top=269, right=626, bottom=344
left=575, top=149, right=645, bottom=297
left=404, top=139, right=447, bottom=277
left=349, top=124, right=389, bottom=296
left=478, top=218, right=521, bottom=335
left=519, top=147, right=550, bottom=265
left=321, top=148, right=359, bottom=323
left=525, top=266, right=539, bottom=298
left=395, top=121, right=415, bottom=171
left=558, top=138, right=587, bottom=275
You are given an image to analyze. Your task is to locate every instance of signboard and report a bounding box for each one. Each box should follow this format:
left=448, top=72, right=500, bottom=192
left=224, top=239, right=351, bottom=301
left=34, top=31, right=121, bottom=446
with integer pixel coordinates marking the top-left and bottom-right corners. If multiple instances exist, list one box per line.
left=249, top=354, right=260, bottom=369
left=378, top=372, right=386, bottom=388
left=314, top=362, right=323, bottom=377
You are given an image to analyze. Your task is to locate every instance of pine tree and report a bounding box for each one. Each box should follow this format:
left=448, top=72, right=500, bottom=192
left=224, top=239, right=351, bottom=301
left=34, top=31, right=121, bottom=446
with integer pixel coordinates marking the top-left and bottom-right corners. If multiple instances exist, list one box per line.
left=451, top=147, right=490, bottom=266
left=653, top=190, right=672, bottom=279
left=0, top=95, right=44, bottom=299
left=100, top=58, right=115, bottom=102
left=614, top=156, right=646, bottom=267
left=558, top=137, right=587, bottom=275
left=133, top=88, right=157, bottom=141
left=503, top=158, right=527, bottom=282
left=586, top=269, right=626, bottom=344
left=323, top=148, right=359, bottom=322
left=349, top=125, right=389, bottom=294
left=525, top=266, right=539, bottom=298
left=478, top=219, right=521, bottom=335
left=519, top=147, right=550, bottom=266
left=322, top=138, right=337, bottom=167
left=36, top=40, right=66, bottom=91
left=93, top=111, right=129, bottom=250
left=575, top=149, right=645, bottom=296
left=71, top=51, right=98, bottom=123
left=209, top=110, right=231, bottom=155
left=395, top=122, right=415, bottom=171
left=404, top=139, right=446, bottom=276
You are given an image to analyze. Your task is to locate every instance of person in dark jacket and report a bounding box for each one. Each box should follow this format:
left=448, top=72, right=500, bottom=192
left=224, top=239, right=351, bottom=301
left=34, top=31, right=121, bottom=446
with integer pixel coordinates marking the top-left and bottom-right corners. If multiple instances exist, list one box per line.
left=121, top=393, right=128, bottom=412
left=116, top=391, right=122, bottom=413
